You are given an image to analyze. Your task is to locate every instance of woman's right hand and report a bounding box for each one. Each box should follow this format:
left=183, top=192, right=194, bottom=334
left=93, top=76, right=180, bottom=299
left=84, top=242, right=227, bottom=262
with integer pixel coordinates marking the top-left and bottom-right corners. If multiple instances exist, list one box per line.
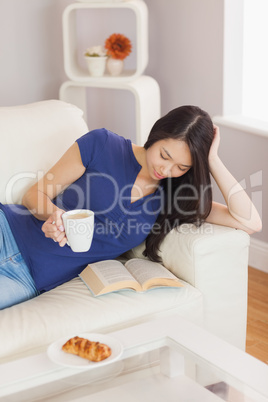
left=41, top=209, right=67, bottom=247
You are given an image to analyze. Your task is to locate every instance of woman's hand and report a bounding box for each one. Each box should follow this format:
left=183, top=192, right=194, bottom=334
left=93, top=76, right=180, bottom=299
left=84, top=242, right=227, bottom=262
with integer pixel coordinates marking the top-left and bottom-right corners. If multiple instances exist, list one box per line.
left=42, top=209, right=67, bottom=247
left=208, top=125, right=221, bottom=165
left=206, top=124, right=262, bottom=233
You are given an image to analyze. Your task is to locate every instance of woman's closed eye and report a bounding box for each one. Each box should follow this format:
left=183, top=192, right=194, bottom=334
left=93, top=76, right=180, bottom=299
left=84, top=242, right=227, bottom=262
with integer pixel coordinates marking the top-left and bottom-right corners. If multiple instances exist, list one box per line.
left=161, top=152, right=188, bottom=172
left=178, top=166, right=188, bottom=172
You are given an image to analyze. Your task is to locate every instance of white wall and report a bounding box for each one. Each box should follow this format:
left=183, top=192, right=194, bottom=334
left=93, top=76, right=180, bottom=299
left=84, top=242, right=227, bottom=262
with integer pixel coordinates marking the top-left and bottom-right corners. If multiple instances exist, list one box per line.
left=0, top=0, right=267, bottom=246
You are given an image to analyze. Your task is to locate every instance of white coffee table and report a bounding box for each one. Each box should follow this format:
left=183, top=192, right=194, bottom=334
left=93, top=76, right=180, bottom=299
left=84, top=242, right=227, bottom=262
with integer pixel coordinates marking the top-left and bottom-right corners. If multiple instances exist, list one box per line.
left=1, top=314, right=268, bottom=402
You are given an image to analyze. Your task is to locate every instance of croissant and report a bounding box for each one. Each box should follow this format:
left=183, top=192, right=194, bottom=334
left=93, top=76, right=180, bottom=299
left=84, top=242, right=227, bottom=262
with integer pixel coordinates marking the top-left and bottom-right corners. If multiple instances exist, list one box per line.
left=62, top=336, right=112, bottom=362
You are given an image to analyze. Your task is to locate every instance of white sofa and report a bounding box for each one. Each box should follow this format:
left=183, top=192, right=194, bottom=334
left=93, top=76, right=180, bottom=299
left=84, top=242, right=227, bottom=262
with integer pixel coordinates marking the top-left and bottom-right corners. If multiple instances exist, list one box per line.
left=0, top=100, right=250, bottom=364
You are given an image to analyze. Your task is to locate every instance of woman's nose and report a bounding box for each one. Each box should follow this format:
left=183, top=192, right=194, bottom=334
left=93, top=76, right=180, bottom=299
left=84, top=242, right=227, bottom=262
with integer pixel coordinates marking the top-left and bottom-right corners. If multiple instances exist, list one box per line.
left=161, top=162, right=172, bottom=177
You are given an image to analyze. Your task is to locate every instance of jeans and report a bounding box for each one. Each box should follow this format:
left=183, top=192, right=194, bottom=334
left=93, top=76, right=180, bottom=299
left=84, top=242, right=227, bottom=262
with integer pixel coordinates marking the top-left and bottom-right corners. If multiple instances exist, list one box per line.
left=0, top=210, right=39, bottom=309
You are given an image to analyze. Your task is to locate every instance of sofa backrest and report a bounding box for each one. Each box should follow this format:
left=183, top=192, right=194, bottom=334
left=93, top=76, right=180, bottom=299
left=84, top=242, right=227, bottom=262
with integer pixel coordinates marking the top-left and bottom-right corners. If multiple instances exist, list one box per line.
left=0, top=100, right=88, bottom=204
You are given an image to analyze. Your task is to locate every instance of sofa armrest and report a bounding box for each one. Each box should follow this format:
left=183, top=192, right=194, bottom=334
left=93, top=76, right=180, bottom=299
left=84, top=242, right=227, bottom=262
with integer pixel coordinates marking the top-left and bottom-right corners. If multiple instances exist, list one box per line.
left=0, top=100, right=88, bottom=204
left=130, top=223, right=250, bottom=350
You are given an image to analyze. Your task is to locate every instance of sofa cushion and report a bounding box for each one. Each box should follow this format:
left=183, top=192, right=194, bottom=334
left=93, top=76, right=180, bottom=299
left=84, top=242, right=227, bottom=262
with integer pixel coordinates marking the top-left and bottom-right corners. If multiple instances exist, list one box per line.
left=0, top=277, right=203, bottom=362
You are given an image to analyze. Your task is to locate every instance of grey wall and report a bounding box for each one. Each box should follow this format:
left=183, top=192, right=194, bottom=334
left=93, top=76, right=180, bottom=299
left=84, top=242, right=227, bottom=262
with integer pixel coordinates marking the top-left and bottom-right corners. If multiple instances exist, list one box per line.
left=0, top=0, right=68, bottom=105
left=0, top=0, right=266, bottom=243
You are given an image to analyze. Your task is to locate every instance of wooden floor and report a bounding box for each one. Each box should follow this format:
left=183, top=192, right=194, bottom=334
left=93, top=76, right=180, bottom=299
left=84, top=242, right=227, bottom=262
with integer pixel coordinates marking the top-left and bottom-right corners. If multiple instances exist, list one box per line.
left=246, top=266, right=268, bottom=364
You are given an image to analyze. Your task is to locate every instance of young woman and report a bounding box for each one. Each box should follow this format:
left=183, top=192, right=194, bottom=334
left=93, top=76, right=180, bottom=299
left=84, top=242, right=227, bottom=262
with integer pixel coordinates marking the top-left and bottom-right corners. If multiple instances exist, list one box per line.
left=0, top=105, right=261, bottom=309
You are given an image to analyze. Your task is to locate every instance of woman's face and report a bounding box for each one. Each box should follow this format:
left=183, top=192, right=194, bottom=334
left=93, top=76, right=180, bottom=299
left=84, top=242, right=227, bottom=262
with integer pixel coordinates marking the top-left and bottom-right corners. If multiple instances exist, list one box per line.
left=145, top=138, right=192, bottom=181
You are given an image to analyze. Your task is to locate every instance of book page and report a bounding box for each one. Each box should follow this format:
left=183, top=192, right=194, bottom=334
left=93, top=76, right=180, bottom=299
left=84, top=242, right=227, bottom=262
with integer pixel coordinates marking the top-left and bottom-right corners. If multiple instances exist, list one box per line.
left=89, top=260, right=136, bottom=286
left=125, top=258, right=179, bottom=286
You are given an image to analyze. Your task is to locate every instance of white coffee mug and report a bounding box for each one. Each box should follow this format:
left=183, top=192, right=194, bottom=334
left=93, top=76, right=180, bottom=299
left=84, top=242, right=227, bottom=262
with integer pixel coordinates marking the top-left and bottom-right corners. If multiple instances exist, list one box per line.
left=62, top=209, right=94, bottom=252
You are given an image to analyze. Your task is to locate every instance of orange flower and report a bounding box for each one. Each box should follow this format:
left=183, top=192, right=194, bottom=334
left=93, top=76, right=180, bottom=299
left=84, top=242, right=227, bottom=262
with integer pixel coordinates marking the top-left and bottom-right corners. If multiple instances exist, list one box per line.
left=105, top=33, right=132, bottom=60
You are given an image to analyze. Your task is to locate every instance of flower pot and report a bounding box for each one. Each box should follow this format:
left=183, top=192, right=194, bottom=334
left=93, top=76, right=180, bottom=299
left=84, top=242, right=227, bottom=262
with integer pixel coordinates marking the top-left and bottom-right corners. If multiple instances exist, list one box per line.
left=85, top=56, right=107, bottom=77
left=106, top=58, right=124, bottom=76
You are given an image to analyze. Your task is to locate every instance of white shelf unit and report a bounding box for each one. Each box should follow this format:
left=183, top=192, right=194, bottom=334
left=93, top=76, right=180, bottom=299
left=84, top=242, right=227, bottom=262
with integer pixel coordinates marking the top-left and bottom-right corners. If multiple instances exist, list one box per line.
left=60, top=0, right=161, bottom=145
left=62, top=0, right=148, bottom=83
left=60, top=75, right=161, bottom=146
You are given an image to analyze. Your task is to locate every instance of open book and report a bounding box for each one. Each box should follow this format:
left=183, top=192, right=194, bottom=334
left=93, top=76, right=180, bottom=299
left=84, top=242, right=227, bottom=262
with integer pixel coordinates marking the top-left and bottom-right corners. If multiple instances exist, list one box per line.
left=79, top=258, right=184, bottom=296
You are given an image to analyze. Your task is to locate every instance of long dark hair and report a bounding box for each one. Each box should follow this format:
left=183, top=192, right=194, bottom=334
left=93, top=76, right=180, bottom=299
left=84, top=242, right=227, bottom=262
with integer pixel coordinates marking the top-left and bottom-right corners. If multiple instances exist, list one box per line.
left=143, top=105, right=214, bottom=262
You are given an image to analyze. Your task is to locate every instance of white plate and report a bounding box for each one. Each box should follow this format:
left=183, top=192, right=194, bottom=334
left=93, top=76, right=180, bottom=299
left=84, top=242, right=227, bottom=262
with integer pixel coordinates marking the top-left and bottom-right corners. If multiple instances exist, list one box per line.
left=47, top=333, right=124, bottom=369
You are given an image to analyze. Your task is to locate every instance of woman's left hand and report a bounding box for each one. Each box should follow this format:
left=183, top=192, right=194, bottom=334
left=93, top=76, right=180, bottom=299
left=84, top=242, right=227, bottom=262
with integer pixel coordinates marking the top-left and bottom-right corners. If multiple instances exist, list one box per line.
left=208, top=125, right=221, bottom=164
left=206, top=124, right=262, bottom=233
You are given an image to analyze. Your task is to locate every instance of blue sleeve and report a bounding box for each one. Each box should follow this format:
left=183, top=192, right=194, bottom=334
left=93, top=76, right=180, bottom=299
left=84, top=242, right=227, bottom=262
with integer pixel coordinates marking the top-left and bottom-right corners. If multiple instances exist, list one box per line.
left=76, top=128, right=108, bottom=168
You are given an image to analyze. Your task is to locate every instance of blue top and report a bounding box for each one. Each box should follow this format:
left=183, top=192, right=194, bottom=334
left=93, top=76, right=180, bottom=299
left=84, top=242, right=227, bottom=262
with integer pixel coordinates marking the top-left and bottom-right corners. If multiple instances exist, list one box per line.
left=0, top=129, right=161, bottom=292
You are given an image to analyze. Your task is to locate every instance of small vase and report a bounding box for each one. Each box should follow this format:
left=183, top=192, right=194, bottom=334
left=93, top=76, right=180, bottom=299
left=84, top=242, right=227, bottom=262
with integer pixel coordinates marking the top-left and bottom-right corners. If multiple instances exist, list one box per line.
left=85, top=56, right=107, bottom=77
left=106, top=58, right=124, bottom=76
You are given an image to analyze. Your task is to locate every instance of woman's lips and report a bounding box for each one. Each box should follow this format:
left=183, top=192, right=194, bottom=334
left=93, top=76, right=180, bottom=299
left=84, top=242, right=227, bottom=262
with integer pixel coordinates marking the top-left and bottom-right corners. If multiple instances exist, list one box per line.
left=154, top=169, right=165, bottom=180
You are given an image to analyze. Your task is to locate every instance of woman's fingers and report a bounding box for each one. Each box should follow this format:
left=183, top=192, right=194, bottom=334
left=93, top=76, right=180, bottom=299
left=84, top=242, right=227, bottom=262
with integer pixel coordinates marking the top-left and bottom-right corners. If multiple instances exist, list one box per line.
left=41, top=209, right=67, bottom=246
